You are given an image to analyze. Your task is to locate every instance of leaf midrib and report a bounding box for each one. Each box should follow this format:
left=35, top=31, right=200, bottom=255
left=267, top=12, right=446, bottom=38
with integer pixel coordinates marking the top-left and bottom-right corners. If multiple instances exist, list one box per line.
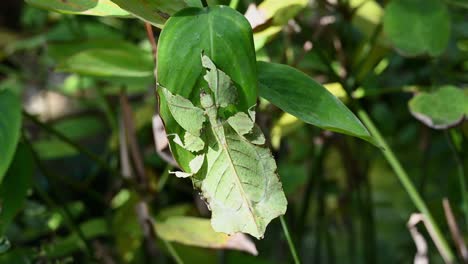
left=210, top=120, right=261, bottom=234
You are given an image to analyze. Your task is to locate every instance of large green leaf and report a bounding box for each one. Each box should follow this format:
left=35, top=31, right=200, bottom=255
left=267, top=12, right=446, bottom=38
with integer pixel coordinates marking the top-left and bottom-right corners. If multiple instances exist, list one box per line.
left=0, top=89, right=21, bottom=182
left=408, top=86, right=468, bottom=129
left=25, top=0, right=129, bottom=17
left=108, top=0, right=196, bottom=28
left=383, top=0, right=450, bottom=56
left=157, top=6, right=258, bottom=170
left=57, top=46, right=153, bottom=77
left=257, top=61, right=375, bottom=144
left=155, top=216, right=257, bottom=255
left=161, top=55, right=287, bottom=238
left=0, top=144, right=34, bottom=234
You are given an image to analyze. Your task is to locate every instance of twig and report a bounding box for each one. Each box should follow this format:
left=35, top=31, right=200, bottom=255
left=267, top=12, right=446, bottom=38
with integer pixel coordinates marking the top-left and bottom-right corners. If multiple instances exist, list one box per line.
left=144, top=22, right=158, bottom=84
left=445, top=130, right=468, bottom=231
left=443, top=198, right=468, bottom=263
left=23, top=111, right=114, bottom=175
left=280, top=215, right=301, bottom=264
left=162, top=239, right=184, bottom=264
left=120, top=89, right=148, bottom=185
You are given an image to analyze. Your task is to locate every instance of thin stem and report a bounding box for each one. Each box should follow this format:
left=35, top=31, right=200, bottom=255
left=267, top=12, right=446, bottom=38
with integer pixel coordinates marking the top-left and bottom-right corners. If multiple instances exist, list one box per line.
left=280, top=215, right=301, bottom=264
left=23, top=135, right=93, bottom=258
left=229, top=0, right=240, bottom=9
left=23, top=111, right=109, bottom=170
left=23, top=111, right=131, bottom=182
left=312, top=34, right=455, bottom=262
left=356, top=108, right=455, bottom=262
left=446, top=130, right=468, bottom=231
left=162, top=240, right=184, bottom=264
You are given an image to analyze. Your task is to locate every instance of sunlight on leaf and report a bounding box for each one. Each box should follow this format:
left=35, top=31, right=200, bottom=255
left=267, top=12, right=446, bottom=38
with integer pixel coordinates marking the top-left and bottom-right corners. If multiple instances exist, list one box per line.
left=155, top=216, right=258, bottom=255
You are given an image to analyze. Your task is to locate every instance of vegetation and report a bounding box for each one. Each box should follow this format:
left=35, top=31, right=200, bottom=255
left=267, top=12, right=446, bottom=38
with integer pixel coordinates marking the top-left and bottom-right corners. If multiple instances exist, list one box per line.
left=0, top=0, right=467, bottom=263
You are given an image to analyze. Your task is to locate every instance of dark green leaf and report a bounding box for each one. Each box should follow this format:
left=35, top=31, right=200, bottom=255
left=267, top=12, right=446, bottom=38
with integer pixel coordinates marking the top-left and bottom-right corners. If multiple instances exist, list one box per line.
left=109, top=0, right=193, bottom=28
left=0, top=143, right=34, bottom=234
left=257, top=61, right=375, bottom=144
left=0, top=89, right=21, bottom=182
left=25, top=0, right=129, bottom=16
left=383, top=0, right=450, bottom=56
left=408, top=86, right=467, bottom=129
left=157, top=6, right=257, bottom=171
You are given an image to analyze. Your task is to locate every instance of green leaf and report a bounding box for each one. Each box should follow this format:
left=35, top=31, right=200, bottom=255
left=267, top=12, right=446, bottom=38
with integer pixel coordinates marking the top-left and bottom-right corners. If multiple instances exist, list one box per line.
left=157, top=6, right=258, bottom=171
left=48, top=39, right=137, bottom=62
left=165, top=57, right=287, bottom=239
left=155, top=216, right=258, bottom=255
left=108, top=0, right=192, bottom=28
left=162, top=87, right=206, bottom=137
left=408, top=86, right=468, bottom=129
left=44, top=218, right=108, bottom=258
left=25, top=0, right=129, bottom=17
left=0, top=89, right=21, bottom=182
left=0, top=144, right=34, bottom=234
left=57, top=47, right=153, bottom=77
left=257, top=61, right=375, bottom=144
left=202, top=54, right=238, bottom=108
left=383, top=0, right=450, bottom=56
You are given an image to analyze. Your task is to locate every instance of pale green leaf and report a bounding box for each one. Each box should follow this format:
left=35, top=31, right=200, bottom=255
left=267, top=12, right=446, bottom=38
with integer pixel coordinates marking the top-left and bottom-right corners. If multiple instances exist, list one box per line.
left=202, top=54, right=238, bottom=108
left=408, top=86, right=467, bottom=129
left=155, top=216, right=258, bottom=255
left=199, top=89, right=287, bottom=239
left=189, top=154, right=205, bottom=174
left=0, top=89, right=21, bottom=182
left=244, top=125, right=266, bottom=145
left=161, top=87, right=205, bottom=136
left=183, top=132, right=205, bottom=152
left=25, top=0, right=129, bottom=17
left=227, top=112, right=254, bottom=136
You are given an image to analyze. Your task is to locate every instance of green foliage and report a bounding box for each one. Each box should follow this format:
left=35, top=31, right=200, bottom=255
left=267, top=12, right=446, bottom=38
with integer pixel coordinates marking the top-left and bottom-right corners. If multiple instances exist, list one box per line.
left=257, top=62, right=375, bottom=144
left=383, top=0, right=451, bottom=56
left=1, top=0, right=467, bottom=263
left=162, top=54, right=287, bottom=238
left=0, top=144, right=33, bottom=234
left=157, top=5, right=258, bottom=171
left=25, top=0, right=129, bottom=16
left=0, top=89, right=21, bottom=182
left=409, top=86, right=468, bottom=129
left=58, top=46, right=153, bottom=77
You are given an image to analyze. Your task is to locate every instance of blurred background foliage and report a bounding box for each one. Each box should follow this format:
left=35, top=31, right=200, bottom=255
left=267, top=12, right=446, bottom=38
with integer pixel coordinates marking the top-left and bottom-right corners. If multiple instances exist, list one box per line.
left=0, top=0, right=467, bottom=263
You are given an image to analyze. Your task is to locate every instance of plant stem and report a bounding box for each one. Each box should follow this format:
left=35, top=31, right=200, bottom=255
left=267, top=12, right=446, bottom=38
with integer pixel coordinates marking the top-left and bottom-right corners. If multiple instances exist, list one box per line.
left=445, top=130, right=468, bottom=231
left=163, top=239, right=184, bottom=264
left=356, top=108, right=455, bottom=262
left=280, top=215, right=301, bottom=264
left=22, top=111, right=131, bottom=182
left=23, top=135, right=93, bottom=258
left=229, top=0, right=240, bottom=9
